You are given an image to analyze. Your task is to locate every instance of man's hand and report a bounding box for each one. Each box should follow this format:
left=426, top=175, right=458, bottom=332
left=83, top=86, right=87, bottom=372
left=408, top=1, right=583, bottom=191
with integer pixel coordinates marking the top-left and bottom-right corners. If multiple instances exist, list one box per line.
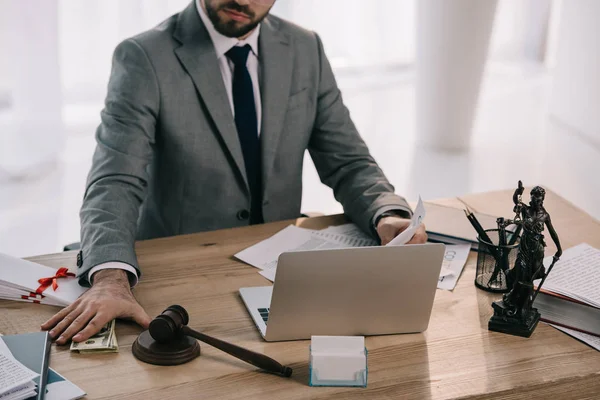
left=41, top=269, right=151, bottom=345
left=377, top=216, right=428, bottom=246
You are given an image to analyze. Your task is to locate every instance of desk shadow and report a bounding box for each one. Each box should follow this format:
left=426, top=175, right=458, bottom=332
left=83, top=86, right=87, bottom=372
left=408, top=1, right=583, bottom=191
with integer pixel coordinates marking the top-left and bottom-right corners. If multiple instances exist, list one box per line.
left=357, top=334, right=433, bottom=399
left=287, top=362, right=309, bottom=386
left=197, top=350, right=265, bottom=370
left=475, top=286, right=504, bottom=331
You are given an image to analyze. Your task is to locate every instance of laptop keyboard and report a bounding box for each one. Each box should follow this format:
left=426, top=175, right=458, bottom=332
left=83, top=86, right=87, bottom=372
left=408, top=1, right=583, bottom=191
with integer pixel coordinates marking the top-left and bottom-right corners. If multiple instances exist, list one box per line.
left=258, top=307, right=270, bottom=324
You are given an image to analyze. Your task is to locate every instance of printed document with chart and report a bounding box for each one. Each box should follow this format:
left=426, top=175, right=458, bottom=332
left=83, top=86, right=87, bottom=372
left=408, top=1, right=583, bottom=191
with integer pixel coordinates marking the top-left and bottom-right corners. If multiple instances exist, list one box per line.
left=235, top=196, right=469, bottom=289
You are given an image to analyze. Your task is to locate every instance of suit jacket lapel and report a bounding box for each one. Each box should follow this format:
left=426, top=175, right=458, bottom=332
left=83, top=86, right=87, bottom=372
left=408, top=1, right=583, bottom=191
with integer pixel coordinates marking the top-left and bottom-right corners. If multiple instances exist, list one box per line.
left=173, top=2, right=248, bottom=189
left=259, top=17, right=293, bottom=196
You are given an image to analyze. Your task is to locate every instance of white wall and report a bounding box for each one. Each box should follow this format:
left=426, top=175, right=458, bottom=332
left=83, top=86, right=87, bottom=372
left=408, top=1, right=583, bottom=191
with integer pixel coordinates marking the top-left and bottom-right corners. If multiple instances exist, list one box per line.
left=550, top=0, right=600, bottom=146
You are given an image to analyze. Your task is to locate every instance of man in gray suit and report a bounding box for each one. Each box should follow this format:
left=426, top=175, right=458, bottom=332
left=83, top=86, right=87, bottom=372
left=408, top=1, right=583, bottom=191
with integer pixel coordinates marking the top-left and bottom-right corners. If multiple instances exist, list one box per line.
left=43, top=0, right=427, bottom=344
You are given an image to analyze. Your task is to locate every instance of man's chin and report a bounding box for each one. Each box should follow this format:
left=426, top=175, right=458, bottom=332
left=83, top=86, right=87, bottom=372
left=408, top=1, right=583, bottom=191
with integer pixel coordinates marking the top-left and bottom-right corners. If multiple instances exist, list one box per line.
left=215, top=21, right=255, bottom=38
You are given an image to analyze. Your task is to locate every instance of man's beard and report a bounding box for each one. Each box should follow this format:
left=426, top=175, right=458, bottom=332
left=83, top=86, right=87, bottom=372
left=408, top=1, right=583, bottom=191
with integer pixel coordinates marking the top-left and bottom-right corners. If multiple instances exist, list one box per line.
left=205, top=0, right=267, bottom=38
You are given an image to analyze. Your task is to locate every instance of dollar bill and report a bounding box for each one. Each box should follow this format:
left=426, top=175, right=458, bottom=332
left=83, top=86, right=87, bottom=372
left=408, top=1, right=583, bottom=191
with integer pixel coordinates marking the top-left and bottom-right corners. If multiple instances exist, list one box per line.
left=70, top=319, right=118, bottom=353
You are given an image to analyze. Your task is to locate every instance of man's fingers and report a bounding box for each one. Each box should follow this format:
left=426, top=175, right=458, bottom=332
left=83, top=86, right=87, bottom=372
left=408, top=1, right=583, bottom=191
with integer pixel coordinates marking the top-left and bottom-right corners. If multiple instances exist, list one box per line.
left=72, top=314, right=112, bottom=343
left=48, top=308, right=83, bottom=341
left=41, top=302, right=76, bottom=331
left=56, top=309, right=96, bottom=345
left=130, top=305, right=152, bottom=329
left=407, top=225, right=428, bottom=244
left=407, top=231, right=427, bottom=244
left=377, top=226, right=399, bottom=246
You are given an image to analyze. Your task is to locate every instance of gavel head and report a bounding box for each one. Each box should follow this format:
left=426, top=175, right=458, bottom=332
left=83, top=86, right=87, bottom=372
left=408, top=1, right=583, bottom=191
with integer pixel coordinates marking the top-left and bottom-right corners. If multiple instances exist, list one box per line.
left=149, top=305, right=189, bottom=343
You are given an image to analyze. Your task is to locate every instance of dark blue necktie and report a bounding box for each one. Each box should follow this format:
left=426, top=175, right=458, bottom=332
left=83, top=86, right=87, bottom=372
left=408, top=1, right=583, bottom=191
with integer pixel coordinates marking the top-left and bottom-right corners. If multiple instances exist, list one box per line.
left=226, top=45, right=263, bottom=224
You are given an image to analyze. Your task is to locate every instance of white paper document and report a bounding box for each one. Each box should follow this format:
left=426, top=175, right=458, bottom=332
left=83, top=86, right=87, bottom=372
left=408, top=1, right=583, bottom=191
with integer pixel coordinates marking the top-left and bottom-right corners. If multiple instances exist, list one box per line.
left=534, top=243, right=600, bottom=308
left=437, top=244, right=471, bottom=291
left=0, top=338, right=39, bottom=396
left=258, top=269, right=276, bottom=282
left=235, top=226, right=347, bottom=271
left=386, top=197, right=426, bottom=246
left=311, top=230, right=377, bottom=247
left=317, top=224, right=376, bottom=240
left=239, top=223, right=378, bottom=282
left=551, top=324, right=600, bottom=351
left=0, top=381, right=37, bottom=400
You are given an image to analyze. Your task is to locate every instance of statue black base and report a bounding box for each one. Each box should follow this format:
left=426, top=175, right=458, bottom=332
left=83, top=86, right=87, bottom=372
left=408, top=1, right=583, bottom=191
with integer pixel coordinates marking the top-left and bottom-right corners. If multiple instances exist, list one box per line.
left=132, top=330, right=200, bottom=366
left=488, top=300, right=540, bottom=338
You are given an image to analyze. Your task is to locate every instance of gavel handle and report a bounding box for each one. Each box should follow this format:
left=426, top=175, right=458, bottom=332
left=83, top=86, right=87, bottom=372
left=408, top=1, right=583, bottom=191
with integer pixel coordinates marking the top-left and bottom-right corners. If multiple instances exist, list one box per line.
left=180, top=325, right=292, bottom=377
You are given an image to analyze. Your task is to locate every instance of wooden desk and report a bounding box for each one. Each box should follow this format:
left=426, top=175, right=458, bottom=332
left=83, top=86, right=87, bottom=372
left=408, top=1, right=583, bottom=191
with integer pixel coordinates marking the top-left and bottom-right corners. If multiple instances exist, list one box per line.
left=1, top=189, right=599, bottom=399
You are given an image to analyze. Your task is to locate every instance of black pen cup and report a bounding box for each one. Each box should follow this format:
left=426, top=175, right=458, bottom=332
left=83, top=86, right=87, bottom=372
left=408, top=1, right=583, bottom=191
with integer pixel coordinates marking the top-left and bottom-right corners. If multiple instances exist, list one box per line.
left=475, top=229, right=520, bottom=293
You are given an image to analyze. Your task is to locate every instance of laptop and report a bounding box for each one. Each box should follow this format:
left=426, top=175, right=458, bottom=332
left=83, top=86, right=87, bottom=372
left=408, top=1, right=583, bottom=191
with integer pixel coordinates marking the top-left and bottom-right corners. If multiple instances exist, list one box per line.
left=239, top=243, right=445, bottom=341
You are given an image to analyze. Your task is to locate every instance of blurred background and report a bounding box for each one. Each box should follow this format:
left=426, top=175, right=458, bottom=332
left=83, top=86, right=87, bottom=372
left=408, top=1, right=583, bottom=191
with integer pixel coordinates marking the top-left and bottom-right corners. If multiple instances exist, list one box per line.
left=1, top=0, right=598, bottom=257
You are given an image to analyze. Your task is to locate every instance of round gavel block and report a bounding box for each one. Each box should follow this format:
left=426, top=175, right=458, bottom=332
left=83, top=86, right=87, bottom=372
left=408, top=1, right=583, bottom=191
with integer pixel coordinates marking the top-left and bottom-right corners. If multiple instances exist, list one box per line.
left=132, top=330, right=200, bottom=366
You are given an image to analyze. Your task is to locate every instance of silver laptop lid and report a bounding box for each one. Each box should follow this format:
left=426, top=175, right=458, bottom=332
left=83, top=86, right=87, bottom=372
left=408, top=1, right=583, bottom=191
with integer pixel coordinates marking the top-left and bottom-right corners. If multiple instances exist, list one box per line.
left=264, top=243, right=445, bottom=341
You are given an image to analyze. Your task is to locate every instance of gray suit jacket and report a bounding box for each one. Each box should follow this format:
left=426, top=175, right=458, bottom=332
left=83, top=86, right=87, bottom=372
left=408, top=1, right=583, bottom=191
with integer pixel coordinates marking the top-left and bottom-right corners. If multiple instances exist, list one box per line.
left=78, top=1, right=411, bottom=283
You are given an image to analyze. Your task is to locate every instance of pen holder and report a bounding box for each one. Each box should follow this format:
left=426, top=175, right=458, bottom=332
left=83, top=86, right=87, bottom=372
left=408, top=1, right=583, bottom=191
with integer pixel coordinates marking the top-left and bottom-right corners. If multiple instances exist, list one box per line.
left=475, top=229, right=520, bottom=293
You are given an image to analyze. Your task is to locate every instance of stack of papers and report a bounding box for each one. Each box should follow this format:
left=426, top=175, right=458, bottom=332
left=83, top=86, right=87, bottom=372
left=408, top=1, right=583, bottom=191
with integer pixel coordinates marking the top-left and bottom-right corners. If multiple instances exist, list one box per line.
left=0, top=253, right=86, bottom=307
left=1, top=333, right=86, bottom=400
left=533, top=243, right=600, bottom=351
left=235, top=197, right=470, bottom=291
left=0, top=337, right=39, bottom=400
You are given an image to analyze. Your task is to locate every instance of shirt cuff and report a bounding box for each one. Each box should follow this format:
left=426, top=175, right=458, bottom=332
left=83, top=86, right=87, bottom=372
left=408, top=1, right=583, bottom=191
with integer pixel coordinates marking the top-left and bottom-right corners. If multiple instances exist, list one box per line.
left=371, top=206, right=414, bottom=240
left=88, top=262, right=139, bottom=287
left=372, top=206, right=413, bottom=227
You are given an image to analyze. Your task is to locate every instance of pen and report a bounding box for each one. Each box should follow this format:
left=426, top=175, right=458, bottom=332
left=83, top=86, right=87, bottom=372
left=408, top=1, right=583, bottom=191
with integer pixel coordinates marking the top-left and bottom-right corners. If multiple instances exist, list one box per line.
left=464, top=208, right=499, bottom=260
left=464, top=208, right=494, bottom=245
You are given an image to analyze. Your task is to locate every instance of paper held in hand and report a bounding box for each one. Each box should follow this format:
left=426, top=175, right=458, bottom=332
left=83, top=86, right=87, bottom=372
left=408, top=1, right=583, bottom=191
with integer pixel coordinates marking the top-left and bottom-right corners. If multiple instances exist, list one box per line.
left=0, top=253, right=87, bottom=307
left=386, top=197, right=426, bottom=246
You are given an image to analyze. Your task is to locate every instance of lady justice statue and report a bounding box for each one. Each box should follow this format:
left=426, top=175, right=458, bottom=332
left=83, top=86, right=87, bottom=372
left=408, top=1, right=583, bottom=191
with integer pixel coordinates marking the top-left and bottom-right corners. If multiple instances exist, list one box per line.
left=488, top=181, right=562, bottom=337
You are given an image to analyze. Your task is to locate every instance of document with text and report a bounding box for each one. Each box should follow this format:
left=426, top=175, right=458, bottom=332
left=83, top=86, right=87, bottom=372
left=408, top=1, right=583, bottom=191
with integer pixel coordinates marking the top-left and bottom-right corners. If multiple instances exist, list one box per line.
left=437, top=244, right=471, bottom=291
left=535, top=243, right=600, bottom=308
left=235, top=225, right=352, bottom=271
left=0, top=338, right=39, bottom=397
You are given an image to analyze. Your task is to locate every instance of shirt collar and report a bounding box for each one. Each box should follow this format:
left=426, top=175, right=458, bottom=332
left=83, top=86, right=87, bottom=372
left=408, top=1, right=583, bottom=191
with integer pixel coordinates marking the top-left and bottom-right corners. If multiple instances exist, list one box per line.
left=196, top=0, right=260, bottom=59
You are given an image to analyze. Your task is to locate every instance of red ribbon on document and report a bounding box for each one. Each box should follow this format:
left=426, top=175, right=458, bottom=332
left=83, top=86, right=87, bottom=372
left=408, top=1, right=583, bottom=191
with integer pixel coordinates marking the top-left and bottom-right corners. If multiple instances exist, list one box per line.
left=35, top=267, right=75, bottom=295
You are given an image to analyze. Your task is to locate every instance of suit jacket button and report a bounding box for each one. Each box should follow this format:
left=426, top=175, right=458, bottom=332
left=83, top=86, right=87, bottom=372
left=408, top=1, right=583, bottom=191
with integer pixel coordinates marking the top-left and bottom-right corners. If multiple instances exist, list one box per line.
left=237, top=209, right=250, bottom=220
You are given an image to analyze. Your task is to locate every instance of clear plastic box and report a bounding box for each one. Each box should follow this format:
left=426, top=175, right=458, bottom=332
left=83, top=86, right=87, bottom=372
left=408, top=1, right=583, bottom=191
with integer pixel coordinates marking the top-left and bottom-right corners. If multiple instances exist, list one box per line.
left=308, top=336, right=367, bottom=387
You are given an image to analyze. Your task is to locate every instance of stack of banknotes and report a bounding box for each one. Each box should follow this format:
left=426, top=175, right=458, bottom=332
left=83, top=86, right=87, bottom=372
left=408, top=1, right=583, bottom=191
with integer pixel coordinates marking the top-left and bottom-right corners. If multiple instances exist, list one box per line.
left=70, top=320, right=118, bottom=353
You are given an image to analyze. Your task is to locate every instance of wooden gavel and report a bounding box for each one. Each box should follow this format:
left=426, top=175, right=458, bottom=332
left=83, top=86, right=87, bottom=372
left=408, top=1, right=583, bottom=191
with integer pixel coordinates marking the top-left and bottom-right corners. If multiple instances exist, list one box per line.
left=148, top=305, right=292, bottom=377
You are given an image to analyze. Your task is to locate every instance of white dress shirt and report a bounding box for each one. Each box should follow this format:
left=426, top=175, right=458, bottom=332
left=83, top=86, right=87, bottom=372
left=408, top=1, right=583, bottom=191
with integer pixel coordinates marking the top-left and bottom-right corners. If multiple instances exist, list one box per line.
left=88, top=0, right=263, bottom=286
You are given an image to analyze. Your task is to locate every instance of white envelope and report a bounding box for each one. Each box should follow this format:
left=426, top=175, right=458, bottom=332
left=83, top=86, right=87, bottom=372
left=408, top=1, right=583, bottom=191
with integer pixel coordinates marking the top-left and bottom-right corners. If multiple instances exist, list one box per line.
left=0, top=253, right=87, bottom=307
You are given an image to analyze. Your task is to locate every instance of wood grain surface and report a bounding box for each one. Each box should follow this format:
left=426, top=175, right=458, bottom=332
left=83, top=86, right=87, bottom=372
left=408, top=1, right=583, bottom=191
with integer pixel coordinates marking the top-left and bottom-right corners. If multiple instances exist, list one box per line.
left=1, top=189, right=599, bottom=399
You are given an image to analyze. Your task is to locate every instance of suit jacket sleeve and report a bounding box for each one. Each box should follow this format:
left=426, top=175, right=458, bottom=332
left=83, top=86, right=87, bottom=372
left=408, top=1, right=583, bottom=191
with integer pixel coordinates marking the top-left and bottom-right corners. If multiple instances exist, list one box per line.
left=78, top=39, right=159, bottom=285
left=307, top=33, right=412, bottom=238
